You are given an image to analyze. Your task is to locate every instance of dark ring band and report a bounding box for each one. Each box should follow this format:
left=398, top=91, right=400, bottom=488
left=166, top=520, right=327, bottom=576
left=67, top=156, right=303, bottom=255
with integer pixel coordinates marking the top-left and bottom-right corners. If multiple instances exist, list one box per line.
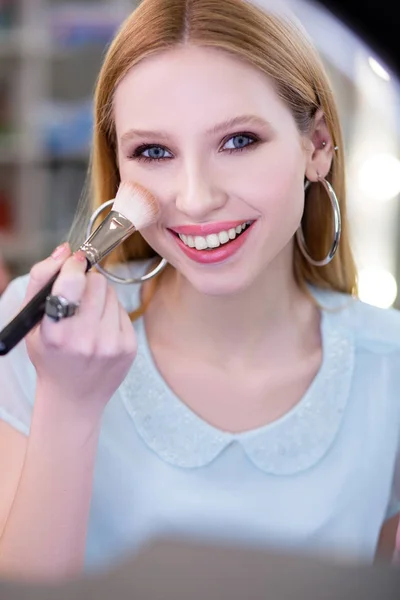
left=45, top=294, right=80, bottom=322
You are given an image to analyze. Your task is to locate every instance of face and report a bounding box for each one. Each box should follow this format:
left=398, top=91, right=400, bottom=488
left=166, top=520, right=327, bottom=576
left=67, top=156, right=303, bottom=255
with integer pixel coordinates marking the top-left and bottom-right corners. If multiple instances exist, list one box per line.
left=114, top=45, right=309, bottom=295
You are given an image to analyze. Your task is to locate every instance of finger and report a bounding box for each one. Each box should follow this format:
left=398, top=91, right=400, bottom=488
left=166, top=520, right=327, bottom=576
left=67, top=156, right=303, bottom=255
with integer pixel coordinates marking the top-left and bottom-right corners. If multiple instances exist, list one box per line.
left=96, top=285, right=121, bottom=349
left=40, top=252, right=90, bottom=345
left=50, top=251, right=88, bottom=304
left=76, top=270, right=108, bottom=325
left=24, top=243, right=71, bottom=305
left=119, top=303, right=136, bottom=355
left=41, top=251, right=87, bottom=334
left=119, top=303, right=132, bottom=335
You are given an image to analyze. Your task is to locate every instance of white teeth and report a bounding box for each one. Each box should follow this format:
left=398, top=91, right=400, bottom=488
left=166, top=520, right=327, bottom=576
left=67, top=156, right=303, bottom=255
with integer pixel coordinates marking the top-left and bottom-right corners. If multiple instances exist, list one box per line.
left=194, top=236, right=207, bottom=250
left=178, top=221, right=251, bottom=250
left=218, top=231, right=229, bottom=244
left=206, top=234, right=220, bottom=248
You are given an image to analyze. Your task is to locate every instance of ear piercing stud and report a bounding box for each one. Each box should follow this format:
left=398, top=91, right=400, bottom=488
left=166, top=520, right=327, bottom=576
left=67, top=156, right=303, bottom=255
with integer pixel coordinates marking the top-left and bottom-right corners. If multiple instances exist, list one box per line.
left=321, top=141, right=339, bottom=151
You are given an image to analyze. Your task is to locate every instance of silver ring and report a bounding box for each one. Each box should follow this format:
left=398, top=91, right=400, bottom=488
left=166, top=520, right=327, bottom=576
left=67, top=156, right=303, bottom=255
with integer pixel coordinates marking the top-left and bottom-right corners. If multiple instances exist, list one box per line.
left=45, top=295, right=80, bottom=322
left=296, top=176, right=341, bottom=267
left=86, top=199, right=168, bottom=285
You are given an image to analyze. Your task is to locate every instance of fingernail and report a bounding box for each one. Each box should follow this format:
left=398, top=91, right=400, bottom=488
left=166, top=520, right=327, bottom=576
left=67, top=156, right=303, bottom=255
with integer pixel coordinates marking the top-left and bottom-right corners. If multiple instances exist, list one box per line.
left=393, top=549, right=400, bottom=566
left=51, top=243, right=69, bottom=260
left=73, top=250, right=87, bottom=263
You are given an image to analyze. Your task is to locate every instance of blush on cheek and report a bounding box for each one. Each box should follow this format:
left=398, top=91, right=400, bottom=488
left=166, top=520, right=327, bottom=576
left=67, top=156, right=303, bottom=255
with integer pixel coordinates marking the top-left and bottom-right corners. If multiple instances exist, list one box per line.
left=272, top=175, right=303, bottom=213
left=118, top=160, right=178, bottom=214
left=246, top=168, right=303, bottom=222
left=139, top=224, right=173, bottom=263
left=227, top=138, right=304, bottom=214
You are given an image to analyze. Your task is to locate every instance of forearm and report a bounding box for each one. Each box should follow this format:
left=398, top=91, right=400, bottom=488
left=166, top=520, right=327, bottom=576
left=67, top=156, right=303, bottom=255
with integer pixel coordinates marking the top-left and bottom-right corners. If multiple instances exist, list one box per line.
left=0, top=384, right=102, bottom=581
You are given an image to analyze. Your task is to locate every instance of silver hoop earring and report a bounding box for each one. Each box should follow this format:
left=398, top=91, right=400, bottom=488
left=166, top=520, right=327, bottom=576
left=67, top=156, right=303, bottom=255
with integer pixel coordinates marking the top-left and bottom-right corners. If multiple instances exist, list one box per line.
left=296, top=177, right=341, bottom=267
left=85, top=199, right=168, bottom=285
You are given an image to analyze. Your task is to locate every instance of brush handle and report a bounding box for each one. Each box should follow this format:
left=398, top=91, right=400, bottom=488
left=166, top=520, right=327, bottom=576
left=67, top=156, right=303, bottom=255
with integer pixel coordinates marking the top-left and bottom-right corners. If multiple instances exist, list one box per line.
left=0, top=258, right=91, bottom=356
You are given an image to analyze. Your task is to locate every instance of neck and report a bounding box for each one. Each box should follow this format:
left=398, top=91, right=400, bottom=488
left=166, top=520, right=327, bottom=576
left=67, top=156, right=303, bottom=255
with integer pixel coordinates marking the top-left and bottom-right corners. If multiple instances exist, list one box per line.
left=147, top=248, right=320, bottom=368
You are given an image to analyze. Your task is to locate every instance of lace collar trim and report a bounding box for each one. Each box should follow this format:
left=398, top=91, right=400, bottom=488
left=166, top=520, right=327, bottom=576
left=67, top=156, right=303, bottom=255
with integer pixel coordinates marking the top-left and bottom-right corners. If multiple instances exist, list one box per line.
left=119, top=288, right=355, bottom=473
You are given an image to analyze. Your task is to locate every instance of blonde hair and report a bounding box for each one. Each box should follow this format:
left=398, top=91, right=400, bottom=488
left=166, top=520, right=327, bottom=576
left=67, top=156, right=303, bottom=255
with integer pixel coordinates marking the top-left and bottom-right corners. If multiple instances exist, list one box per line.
left=83, top=0, right=357, bottom=309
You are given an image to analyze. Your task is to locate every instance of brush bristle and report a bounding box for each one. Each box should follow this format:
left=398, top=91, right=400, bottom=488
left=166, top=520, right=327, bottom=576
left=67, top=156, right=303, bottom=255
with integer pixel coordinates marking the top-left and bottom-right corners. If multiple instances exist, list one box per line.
left=112, top=181, right=159, bottom=229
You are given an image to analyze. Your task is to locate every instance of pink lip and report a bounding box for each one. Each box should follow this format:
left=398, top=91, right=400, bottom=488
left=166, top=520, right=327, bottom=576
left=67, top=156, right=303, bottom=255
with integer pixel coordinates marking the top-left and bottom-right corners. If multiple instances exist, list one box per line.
left=169, top=221, right=256, bottom=264
left=170, top=220, right=251, bottom=236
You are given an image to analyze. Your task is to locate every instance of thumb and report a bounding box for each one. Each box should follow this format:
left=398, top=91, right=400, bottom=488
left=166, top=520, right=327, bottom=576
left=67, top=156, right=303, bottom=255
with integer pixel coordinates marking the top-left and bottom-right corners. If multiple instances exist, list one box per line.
left=24, top=243, right=72, bottom=305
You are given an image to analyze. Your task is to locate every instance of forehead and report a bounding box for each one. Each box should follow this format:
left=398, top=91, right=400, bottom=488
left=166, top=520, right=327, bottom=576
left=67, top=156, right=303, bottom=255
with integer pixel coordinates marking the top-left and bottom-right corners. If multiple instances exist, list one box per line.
left=113, top=45, right=293, bottom=134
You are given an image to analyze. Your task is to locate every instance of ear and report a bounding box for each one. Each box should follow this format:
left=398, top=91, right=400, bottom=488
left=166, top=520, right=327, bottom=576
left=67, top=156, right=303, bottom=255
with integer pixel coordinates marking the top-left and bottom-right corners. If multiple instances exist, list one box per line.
left=304, top=109, right=334, bottom=182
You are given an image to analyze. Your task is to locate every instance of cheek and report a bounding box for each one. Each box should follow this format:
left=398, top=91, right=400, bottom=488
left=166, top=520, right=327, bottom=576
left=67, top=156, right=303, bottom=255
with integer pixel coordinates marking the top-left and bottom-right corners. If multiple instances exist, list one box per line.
left=118, top=160, right=163, bottom=192
left=226, top=145, right=305, bottom=219
left=138, top=226, right=159, bottom=251
left=118, top=159, right=177, bottom=216
left=118, top=159, right=174, bottom=253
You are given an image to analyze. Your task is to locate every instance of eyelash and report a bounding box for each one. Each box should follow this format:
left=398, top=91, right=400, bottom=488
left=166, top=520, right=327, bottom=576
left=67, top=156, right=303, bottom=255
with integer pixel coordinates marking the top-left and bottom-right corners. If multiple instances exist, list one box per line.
left=128, top=132, right=260, bottom=163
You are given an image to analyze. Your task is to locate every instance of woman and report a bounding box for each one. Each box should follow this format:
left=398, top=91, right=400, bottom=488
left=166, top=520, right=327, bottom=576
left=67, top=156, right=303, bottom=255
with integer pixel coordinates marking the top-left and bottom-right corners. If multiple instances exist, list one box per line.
left=0, top=0, right=399, bottom=581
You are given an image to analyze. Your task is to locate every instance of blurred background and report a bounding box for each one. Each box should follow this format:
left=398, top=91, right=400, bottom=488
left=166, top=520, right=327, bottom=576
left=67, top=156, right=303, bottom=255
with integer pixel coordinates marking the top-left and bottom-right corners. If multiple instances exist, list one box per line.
left=0, top=0, right=399, bottom=310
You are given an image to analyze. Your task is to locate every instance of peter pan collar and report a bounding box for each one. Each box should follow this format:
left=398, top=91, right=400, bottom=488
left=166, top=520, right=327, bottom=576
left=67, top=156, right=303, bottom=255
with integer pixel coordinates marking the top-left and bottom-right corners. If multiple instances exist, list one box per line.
left=119, top=287, right=355, bottom=474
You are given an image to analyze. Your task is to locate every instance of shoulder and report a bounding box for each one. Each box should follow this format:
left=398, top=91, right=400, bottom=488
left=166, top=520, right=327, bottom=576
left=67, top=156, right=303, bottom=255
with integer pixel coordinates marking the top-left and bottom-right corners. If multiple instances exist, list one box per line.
left=0, top=274, right=29, bottom=325
left=314, top=286, right=400, bottom=356
left=0, top=275, right=36, bottom=426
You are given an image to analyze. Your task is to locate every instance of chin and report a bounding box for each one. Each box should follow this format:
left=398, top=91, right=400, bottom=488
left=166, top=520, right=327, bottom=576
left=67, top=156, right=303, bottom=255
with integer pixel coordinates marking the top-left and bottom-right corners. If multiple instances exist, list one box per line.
left=176, top=262, right=257, bottom=297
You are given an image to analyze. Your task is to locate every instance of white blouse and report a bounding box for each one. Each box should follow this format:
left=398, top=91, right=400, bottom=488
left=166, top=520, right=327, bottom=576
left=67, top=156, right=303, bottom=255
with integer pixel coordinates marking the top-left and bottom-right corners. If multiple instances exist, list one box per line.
left=0, top=263, right=399, bottom=572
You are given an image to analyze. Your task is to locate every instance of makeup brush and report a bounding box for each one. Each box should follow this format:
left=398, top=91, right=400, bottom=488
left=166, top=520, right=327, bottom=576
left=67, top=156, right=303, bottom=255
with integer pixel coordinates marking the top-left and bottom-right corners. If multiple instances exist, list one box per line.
left=0, top=182, right=159, bottom=355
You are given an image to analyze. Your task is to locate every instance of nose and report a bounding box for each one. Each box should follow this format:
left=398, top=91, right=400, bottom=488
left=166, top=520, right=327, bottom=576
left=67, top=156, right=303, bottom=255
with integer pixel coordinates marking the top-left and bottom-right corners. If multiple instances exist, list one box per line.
left=175, top=161, right=228, bottom=220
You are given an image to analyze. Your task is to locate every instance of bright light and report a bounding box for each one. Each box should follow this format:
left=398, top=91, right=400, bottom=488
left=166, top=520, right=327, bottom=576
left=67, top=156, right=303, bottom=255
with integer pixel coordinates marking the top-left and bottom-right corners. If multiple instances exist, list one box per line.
left=368, top=57, right=391, bottom=81
left=358, top=154, right=400, bottom=201
left=358, top=268, right=398, bottom=308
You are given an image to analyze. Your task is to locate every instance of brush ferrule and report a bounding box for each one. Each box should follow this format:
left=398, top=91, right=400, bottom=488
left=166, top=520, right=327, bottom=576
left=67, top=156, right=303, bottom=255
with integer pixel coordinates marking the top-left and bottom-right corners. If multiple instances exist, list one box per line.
left=79, top=243, right=100, bottom=265
left=80, top=210, right=136, bottom=266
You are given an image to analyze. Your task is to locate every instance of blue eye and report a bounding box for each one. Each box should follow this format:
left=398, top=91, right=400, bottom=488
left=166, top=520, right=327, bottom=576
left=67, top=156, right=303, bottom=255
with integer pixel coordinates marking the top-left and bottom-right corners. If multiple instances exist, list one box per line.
left=140, top=146, right=173, bottom=160
left=130, top=145, right=173, bottom=162
left=222, top=134, right=258, bottom=151
left=129, top=133, right=259, bottom=163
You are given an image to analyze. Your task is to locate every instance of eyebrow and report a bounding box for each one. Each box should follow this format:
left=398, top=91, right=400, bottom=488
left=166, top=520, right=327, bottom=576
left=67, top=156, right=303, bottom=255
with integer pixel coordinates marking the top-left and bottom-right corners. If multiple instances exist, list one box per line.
left=206, top=114, right=274, bottom=136
left=120, top=114, right=274, bottom=146
left=121, top=129, right=170, bottom=145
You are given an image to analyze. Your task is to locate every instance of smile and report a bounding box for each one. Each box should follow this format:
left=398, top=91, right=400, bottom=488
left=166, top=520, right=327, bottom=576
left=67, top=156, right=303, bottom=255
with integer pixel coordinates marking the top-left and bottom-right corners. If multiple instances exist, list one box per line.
left=178, top=221, right=252, bottom=250
left=168, top=220, right=256, bottom=264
